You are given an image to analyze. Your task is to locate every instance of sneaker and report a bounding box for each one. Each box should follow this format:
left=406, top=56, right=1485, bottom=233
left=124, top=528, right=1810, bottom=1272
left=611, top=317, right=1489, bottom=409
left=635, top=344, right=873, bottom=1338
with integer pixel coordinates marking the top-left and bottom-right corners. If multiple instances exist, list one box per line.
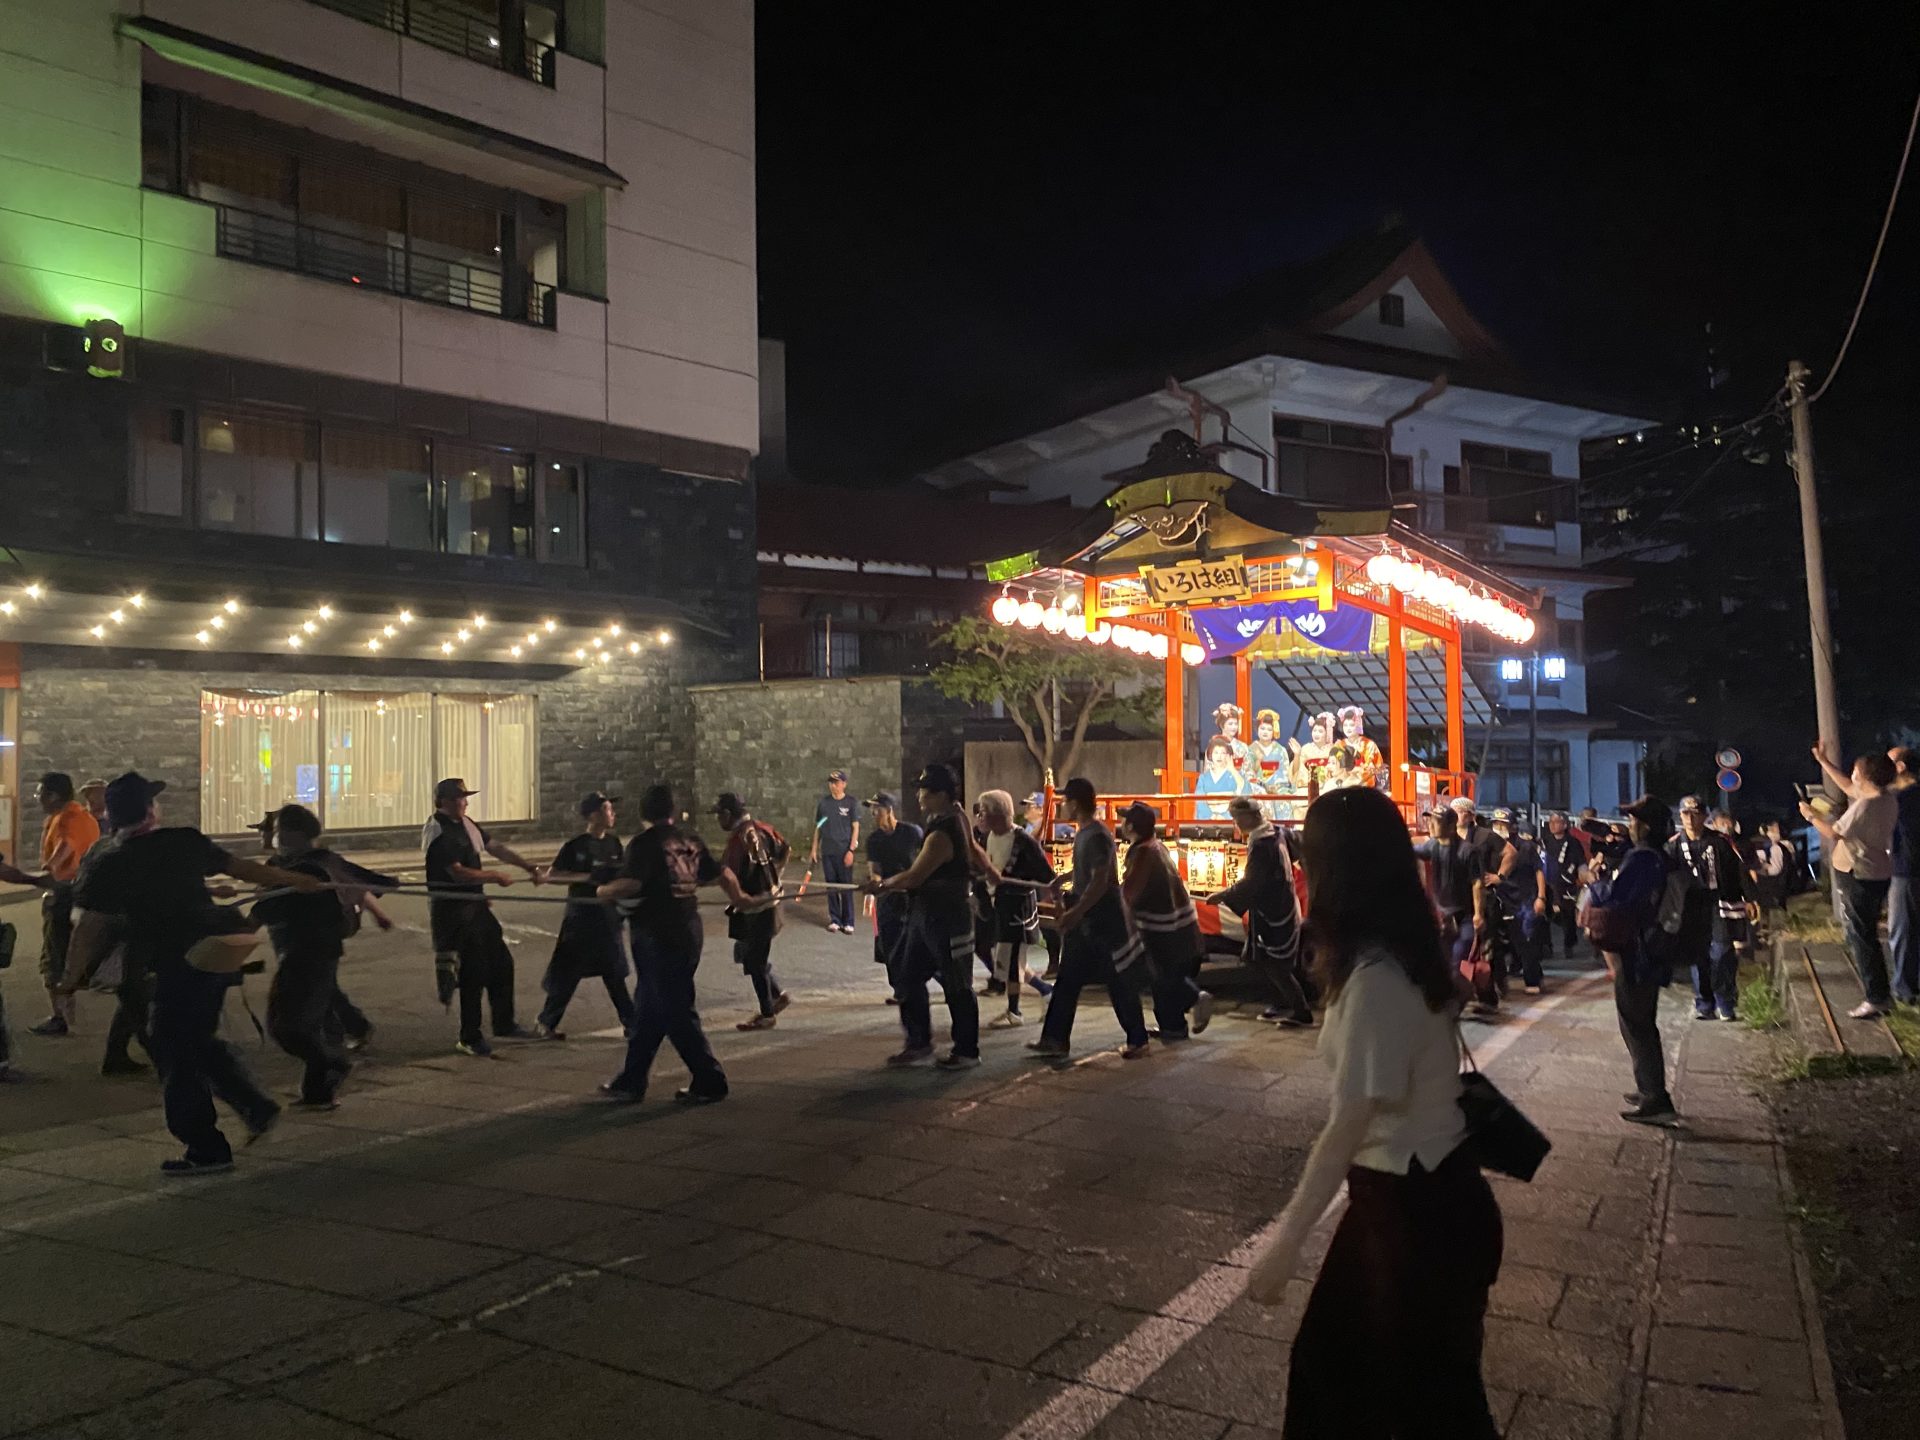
left=1262, top=1008, right=1314, bottom=1028
left=884, top=994, right=900, bottom=1006
left=1191, top=991, right=1214, bottom=1035
left=291, top=1097, right=340, bottom=1112
left=344, top=1025, right=373, bottom=1052
left=1026, top=976, right=1055, bottom=997
left=100, top=1056, right=149, bottom=1077
left=1524, top=985, right=1543, bottom=996
left=736, top=1013, right=777, bottom=1031
left=533, top=1023, right=566, bottom=1040
left=28, top=1016, right=69, bottom=1037
left=886, top=1044, right=935, bottom=1067
left=494, top=1025, right=536, bottom=1041
left=935, top=1050, right=982, bottom=1070
left=598, top=1080, right=644, bottom=1103
left=772, top=992, right=793, bottom=1015
left=457, top=1037, right=494, bottom=1058
left=988, top=1010, right=1025, bottom=1029
left=1119, top=1040, right=1151, bottom=1060
left=1621, top=1096, right=1680, bottom=1126
left=1155, top=1029, right=1191, bottom=1043
left=161, top=1155, right=234, bottom=1177
left=1025, top=1037, right=1070, bottom=1058
left=1718, top=1008, right=1739, bottom=1023
left=1848, top=1000, right=1889, bottom=1020
left=1693, top=1009, right=1717, bottom=1021
left=978, top=982, right=1007, bottom=997
left=674, top=1086, right=728, bottom=1105
left=244, top=1106, right=281, bottom=1146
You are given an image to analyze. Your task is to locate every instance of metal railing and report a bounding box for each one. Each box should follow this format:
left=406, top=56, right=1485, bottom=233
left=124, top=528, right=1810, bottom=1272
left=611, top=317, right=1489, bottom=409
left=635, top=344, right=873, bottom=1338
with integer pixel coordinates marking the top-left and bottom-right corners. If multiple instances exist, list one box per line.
left=309, top=0, right=556, bottom=86
left=214, top=204, right=555, bottom=328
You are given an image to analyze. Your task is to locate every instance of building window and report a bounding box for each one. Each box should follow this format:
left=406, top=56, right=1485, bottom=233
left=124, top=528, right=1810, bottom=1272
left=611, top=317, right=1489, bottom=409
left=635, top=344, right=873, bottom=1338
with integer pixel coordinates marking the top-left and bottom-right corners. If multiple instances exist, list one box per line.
left=134, top=406, right=583, bottom=565
left=1378, top=292, right=1405, bottom=326
left=307, top=0, right=563, bottom=86
left=1617, top=761, right=1633, bottom=807
left=1460, top=442, right=1574, bottom=527
left=146, top=87, right=561, bottom=327
left=1478, top=740, right=1569, bottom=810
left=202, top=688, right=536, bottom=835
left=197, top=411, right=319, bottom=540
left=322, top=429, right=435, bottom=550
left=1272, top=415, right=1407, bottom=505
left=132, top=407, right=186, bottom=518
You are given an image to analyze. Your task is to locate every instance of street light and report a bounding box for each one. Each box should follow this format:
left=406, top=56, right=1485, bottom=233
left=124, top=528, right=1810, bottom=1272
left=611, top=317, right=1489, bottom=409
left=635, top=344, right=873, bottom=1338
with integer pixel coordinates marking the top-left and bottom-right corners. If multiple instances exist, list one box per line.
left=1503, top=652, right=1567, bottom=830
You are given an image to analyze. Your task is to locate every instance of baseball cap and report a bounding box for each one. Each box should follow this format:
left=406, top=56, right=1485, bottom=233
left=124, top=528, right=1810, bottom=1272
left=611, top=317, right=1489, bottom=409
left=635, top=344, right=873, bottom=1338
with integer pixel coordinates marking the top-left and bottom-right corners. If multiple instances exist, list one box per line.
left=1490, top=807, right=1514, bottom=824
left=579, top=790, right=619, bottom=817
left=864, top=791, right=899, bottom=811
left=711, top=792, right=748, bottom=817
left=104, top=771, right=166, bottom=829
left=1677, top=794, right=1706, bottom=815
left=1024, top=791, right=1046, bottom=810
left=913, top=762, right=959, bottom=796
left=435, top=777, right=478, bottom=803
left=826, top=769, right=849, bottom=783
left=1119, top=800, right=1159, bottom=836
left=1449, top=795, right=1476, bottom=814
left=1621, top=794, right=1673, bottom=833
left=37, top=771, right=74, bottom=801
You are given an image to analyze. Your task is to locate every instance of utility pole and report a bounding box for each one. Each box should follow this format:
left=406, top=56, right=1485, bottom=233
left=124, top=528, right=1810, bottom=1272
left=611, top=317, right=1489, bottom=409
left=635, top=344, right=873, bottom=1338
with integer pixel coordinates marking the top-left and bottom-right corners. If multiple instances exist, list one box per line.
left=1786, top=361, right=1843, bottom=800
left=1526, top=649, right=1540, bottom=833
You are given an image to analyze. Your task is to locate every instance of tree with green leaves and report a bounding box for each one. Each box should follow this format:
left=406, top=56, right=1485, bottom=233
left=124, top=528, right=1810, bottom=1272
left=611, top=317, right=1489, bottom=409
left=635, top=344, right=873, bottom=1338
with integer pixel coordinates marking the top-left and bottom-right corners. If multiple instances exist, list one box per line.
left=929, top=615, right=1164, bottom=786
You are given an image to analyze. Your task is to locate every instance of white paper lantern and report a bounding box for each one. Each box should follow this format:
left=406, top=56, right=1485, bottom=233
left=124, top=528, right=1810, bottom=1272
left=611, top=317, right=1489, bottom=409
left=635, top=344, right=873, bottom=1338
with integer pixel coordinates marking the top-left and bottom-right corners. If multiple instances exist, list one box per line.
left=1017, top=600, right=1044, bottom=629
left=991, top=595, right=1020, bottom=626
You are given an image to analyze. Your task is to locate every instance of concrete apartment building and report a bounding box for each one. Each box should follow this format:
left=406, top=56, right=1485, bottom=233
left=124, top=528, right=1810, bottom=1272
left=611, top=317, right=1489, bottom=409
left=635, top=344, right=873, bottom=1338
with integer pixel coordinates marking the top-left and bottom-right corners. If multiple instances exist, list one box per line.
left=922, top=226, right=1655, bottom=816
left=0, top=0, right=757, bottom=852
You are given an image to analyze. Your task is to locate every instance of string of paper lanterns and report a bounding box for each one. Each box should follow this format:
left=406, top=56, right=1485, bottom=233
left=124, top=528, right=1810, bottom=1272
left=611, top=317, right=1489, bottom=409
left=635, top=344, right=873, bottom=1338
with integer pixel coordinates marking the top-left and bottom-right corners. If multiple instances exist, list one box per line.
left=989, top=593, right=1207, bottom=666
left=1363, top=553, right=1536, bottom=644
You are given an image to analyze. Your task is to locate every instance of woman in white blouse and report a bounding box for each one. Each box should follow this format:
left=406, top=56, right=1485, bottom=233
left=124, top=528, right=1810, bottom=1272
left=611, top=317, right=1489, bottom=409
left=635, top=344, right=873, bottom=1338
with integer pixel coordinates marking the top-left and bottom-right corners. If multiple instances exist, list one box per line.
left=1247, top=786, right=1502, bottom=1438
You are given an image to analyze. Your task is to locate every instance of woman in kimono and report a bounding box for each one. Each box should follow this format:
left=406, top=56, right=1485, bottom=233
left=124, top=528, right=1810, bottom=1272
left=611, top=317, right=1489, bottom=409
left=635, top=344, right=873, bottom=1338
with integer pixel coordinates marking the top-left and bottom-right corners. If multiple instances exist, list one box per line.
left=1196, top=735, right=1247, bottom=820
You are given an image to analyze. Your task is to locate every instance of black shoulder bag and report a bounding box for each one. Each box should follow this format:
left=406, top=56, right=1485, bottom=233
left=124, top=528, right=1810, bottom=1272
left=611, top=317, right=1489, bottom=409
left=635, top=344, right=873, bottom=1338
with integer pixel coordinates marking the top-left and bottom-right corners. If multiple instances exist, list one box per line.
left=1456, top=1031, right=1552, bottom=1182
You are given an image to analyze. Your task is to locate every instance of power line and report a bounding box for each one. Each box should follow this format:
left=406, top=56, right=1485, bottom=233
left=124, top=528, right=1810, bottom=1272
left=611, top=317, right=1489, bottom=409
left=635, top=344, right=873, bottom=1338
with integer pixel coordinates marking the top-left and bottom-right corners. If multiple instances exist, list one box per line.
left=1809, top=83, right=1920, bottom=404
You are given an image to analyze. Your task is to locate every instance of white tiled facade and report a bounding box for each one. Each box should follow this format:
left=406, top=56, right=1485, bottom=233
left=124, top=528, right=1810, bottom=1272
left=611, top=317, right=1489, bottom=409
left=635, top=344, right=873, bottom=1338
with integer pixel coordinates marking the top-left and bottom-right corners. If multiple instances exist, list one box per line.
left=0, top=0, right=758, bottom=453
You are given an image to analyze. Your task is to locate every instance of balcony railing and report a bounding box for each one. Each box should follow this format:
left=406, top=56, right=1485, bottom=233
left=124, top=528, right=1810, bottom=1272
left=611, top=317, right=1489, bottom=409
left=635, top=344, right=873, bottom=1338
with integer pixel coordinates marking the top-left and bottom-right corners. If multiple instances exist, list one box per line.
left=214, top=204, right=556, bottom=328
left=309, top=0, right=556, bottom=86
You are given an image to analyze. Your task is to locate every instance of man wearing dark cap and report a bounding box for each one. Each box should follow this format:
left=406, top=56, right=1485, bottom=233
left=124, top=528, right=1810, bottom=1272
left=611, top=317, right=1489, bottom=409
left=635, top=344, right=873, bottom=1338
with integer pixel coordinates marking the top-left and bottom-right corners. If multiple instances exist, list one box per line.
left=715, top=793, right=792, bottom=1030
left=69, top=773, right=324, bottom=1174
left=1668, top=793, right=1746, bottom=1021
left=424, top=777, right=544, bottom=1057
left=813, top=769, right=860, bottom=934
left=865, top=792, right=922, bottom=1002
left=1605, top=796, right=1682, bottom=1124
left=597, top=783, right=759, bottom=1104
left=1031, top=777, right=1151, bottom=1059
left=533, top=793, right=634, bottom=1039
left=24, top=772, right=101, bottom=1037
left=867, top=762, right=991, bottom=1068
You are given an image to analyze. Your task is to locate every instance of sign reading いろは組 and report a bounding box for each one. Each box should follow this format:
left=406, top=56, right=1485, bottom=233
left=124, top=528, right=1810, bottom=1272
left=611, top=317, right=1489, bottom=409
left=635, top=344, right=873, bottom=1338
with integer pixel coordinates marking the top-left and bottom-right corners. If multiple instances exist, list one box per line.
left=1139, top=556, right=1250, bottom=605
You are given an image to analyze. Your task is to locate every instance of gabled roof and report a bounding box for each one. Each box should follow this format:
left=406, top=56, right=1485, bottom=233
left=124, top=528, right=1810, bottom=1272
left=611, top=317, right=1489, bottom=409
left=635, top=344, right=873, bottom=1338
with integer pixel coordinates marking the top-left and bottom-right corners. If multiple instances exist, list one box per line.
left=915, top=221, right=1650, bottom=475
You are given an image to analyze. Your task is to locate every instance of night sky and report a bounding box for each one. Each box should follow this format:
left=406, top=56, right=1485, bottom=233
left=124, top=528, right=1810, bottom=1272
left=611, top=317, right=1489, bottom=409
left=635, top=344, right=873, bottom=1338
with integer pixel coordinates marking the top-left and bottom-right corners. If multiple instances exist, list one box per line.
left=756, top=3, right=1920, bottom=491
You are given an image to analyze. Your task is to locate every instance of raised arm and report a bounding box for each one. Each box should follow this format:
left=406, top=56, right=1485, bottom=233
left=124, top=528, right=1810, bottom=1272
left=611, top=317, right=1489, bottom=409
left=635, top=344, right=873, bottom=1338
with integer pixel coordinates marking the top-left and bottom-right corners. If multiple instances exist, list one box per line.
left=1812, top=744, right=1858, bottom=799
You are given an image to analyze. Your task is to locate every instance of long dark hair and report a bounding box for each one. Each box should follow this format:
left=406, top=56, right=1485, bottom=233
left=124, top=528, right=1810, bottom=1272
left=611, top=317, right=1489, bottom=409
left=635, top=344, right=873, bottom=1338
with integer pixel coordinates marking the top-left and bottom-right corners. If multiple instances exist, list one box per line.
left=1300, top=787, right=1455, bottom=1013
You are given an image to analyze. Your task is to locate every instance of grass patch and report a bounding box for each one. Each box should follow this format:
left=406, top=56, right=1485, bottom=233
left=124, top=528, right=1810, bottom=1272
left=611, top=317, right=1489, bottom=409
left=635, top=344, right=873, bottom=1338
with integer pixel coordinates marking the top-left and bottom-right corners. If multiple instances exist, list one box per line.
left=1884, top=1004, right=1920, bottom=1061
left=1786, top=1051, right=1906, bottom=1082
left=1740, top=970, right=1788, bottom=1031
left=1783, top=891, right=1844, bottom=945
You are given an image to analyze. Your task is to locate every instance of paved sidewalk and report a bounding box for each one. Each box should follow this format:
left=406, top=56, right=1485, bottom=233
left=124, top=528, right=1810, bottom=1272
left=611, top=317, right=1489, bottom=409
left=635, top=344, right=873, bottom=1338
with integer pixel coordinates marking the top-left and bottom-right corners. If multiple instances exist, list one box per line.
left=0, top=922, right=1845, bottom=1439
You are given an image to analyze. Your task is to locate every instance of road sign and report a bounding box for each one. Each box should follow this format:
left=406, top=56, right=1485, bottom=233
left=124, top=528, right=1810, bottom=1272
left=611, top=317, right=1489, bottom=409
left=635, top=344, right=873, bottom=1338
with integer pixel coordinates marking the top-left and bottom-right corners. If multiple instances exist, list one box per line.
left=1715, top=747, right=1743, bottom=770
left=1716, top=768, right=1742, bottom=793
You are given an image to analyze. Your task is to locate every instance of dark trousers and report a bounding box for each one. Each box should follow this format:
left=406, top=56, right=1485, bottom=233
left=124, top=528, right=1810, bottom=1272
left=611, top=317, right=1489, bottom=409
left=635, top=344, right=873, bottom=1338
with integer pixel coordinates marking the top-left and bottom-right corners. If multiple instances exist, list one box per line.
left=1040, top=928, right=1148, bottom=1048
left=449, top=907, right=517, bottom=1044
left=1689, top=937, right=1738, bottom=1016
left=268, top=950, right=349, bottom=1104
left=1246, top=924, right=1313, bottom=1022
left=611, top=931, right=726, bottom=1097
left=1614, top=964, right=1669, bottom=1104
left=823, top=853, right=854, bottom=927
left=893, top=907, right=980, bottom=1057
left=1145, top=937, right=1202, bottom=1040
left=539, top=972, right=635, bottom=1032
left=149, top=968, right=277, bottom=1163
left=1551, top=893, right=1581, bottom=955
left=1838, top=872, right=1893, bottom=1007
left=876, top=903, right=907, bottom=991
left=104, top=962, right=151, bottom=1065
left=1284, top=1147, right=1503, bottom=1439
left=734, top=930, right=783, bottom=1016
left=1039, top=924, right=1061, bottom=976
left=1891, top=875, right=1920, bottom=1004
left=41, top=890, right=74, bottom=989
left=326, top=988, right=370, bottom=1043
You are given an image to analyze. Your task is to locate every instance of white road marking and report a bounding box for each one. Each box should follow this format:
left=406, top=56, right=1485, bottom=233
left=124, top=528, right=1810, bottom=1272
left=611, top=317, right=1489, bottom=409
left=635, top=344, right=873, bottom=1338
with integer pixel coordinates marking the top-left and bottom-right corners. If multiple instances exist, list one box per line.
left=999, top=976, right=1606, bottom=1440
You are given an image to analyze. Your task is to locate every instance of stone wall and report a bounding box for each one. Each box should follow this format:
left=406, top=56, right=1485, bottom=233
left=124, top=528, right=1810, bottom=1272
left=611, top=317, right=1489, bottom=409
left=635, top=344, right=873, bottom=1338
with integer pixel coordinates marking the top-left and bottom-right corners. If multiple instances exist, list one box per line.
left=689, top=677, right=903, bottom=847
left=962, top=740, right=1163, bottom=808
left=16, top=637, right=733, bottom=847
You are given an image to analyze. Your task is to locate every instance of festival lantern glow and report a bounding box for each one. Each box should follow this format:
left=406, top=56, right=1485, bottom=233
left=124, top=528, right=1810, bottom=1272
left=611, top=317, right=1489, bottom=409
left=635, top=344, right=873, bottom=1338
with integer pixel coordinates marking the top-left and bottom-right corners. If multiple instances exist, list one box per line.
left=1040, top=605, right=1066, bottom=635
left=991, top=594, right=1021, bottom=625
left=1017, top=600, right=1044, bottom=629
left=1181, top=643, right=1207, bottom=666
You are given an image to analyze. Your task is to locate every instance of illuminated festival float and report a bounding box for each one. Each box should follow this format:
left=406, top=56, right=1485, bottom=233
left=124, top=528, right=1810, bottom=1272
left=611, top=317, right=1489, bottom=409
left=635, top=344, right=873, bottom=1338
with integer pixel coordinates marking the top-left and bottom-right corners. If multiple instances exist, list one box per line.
left=982, top=432, right=1538, bottom=896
